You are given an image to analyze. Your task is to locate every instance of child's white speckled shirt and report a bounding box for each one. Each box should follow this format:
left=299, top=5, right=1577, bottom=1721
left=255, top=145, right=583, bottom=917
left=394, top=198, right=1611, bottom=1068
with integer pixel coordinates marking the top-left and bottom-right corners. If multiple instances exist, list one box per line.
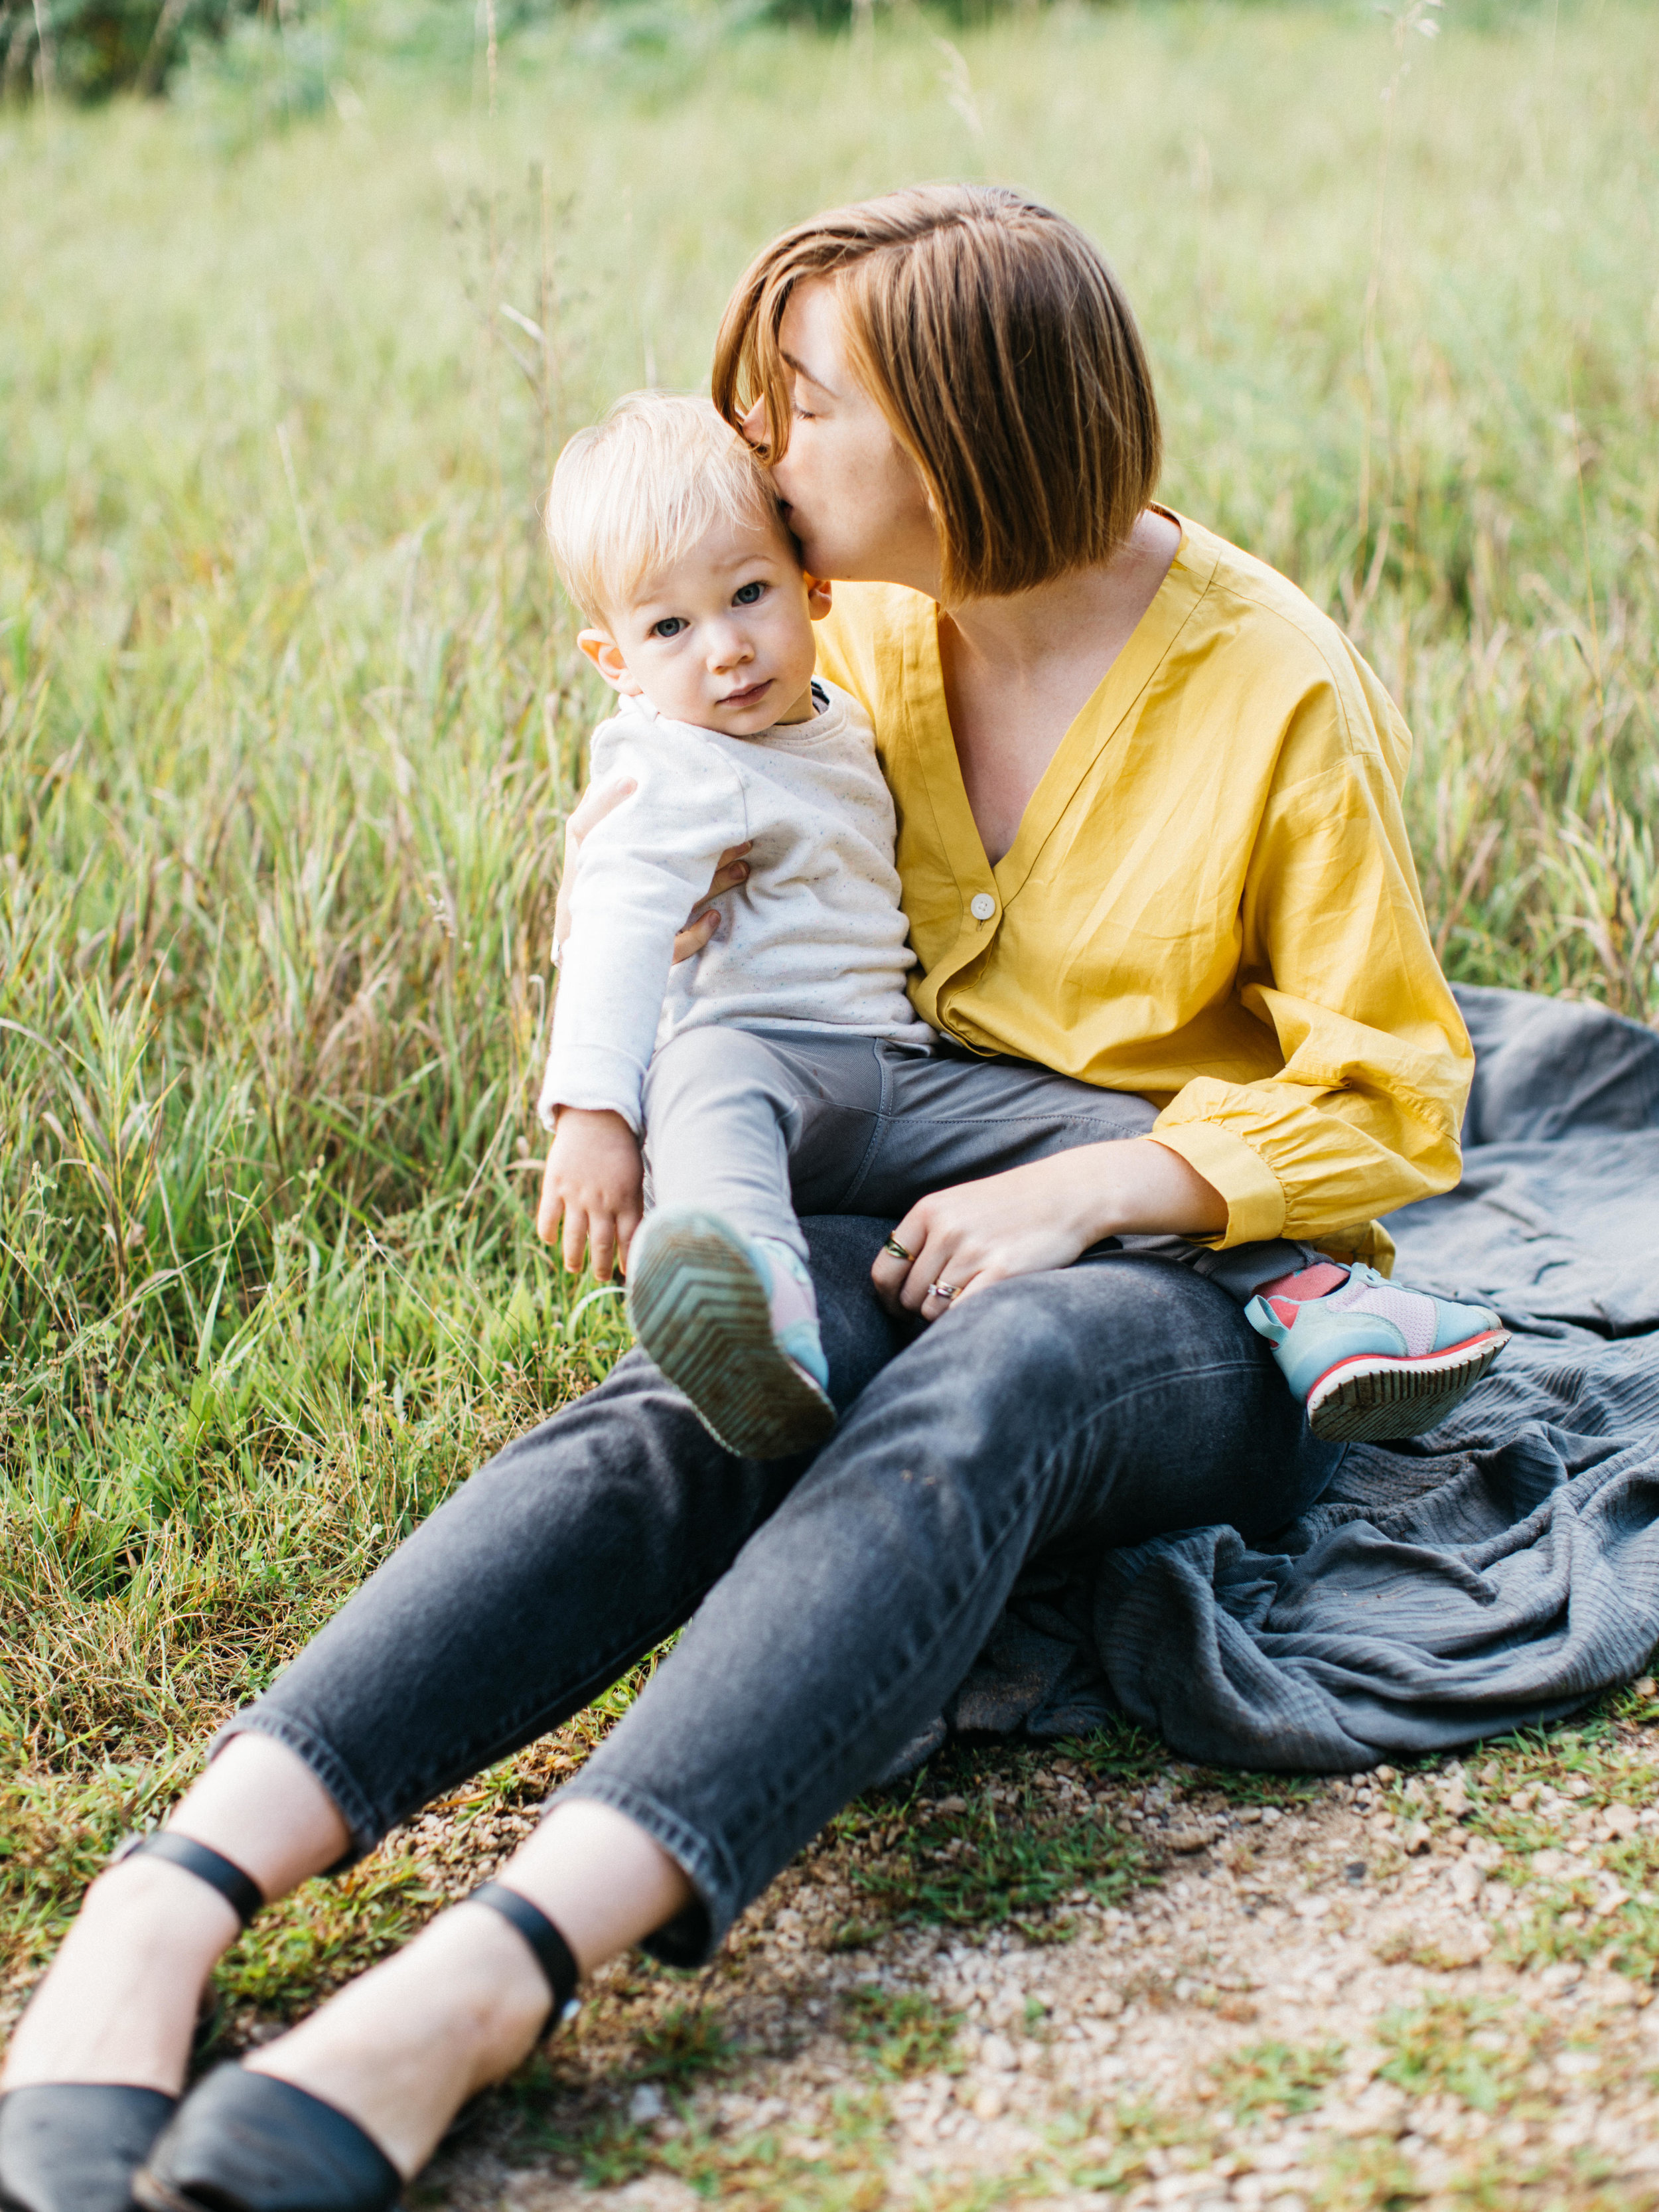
left=539, top=679, right=932, bottom=1134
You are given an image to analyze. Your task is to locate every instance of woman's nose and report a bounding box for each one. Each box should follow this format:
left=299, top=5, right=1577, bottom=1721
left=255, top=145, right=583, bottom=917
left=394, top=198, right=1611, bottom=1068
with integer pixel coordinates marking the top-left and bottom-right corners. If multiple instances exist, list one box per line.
left=738, top=396, right=768, bottom=453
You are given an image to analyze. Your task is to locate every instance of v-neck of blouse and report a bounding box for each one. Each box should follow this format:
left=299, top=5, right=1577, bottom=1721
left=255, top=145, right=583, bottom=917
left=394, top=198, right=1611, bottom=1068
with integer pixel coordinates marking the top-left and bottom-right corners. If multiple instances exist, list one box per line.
left=900, top=508, right=1221, bottom=909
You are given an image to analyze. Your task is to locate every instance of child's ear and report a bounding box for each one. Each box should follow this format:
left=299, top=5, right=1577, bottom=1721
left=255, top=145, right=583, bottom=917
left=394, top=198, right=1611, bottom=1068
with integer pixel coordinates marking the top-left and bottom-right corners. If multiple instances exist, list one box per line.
left=804, top=575, right=833, bottom=623
left=578, top=628, right=643, bottom=696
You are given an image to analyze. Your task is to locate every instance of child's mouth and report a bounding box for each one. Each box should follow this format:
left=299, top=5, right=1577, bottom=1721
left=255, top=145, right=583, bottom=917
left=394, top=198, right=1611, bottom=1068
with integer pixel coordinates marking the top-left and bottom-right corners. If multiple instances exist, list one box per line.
left=721, top=680, right=772, bottom=707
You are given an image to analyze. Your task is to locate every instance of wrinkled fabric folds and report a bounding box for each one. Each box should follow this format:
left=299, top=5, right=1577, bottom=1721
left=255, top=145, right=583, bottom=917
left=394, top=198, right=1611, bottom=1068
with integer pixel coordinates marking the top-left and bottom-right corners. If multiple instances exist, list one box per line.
left=943, top=984, right=1659, bottom=1769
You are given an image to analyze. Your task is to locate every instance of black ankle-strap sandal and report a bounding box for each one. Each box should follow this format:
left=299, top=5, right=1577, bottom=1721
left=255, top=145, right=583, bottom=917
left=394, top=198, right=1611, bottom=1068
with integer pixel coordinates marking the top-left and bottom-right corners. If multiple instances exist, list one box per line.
left=467, top=1881, right=581, bottom=2026
left=131, top=1889, right=581, bottom=2212
left=109, top=1832, right=265, bottom=1930
left=0, top=1836, right=263, bottom=2212
left=132, top=2072, right=401, bottom=2212
left=0, top=2084, right=177, bottom=2212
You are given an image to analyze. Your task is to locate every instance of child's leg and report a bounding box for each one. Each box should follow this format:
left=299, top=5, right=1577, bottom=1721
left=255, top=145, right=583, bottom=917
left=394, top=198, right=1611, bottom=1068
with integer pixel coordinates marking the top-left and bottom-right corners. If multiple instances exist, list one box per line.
left=1228, top=1252, right=1508, bottom=1445
left=1183, top=1239, right=1332, bottom=1303
left=834, top=1036, right=1163, bottom=1215
left=640, top=1024, right=886, bottom=1264
left=1160, top=1239, right=1506, bottom=1446
left=628, top=1027, right=887, bottom=1461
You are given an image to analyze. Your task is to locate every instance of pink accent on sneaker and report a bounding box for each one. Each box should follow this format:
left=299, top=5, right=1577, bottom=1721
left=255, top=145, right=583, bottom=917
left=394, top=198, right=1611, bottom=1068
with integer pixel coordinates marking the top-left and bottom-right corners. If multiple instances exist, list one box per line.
left=1256, top=1261, right=1350, bottom=1305
left=1259, top=1260, right=1446, bottom=1362
left=751, top=1237, right=819, bottom=1337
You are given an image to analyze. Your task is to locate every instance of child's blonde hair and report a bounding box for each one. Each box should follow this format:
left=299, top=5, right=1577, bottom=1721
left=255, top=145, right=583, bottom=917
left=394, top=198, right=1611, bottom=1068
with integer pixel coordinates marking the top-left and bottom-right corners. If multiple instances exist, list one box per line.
left=546, top=391, right=788, bottom=625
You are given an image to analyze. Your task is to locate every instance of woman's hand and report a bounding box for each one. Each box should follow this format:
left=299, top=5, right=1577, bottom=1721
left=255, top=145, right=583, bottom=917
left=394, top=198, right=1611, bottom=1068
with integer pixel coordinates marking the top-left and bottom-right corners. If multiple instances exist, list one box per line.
left=537, top=1108, right=645, bottom=1281
left=555, top=778, right=752, bottom=966
left=870, top=1138, right=1227, bottom=1321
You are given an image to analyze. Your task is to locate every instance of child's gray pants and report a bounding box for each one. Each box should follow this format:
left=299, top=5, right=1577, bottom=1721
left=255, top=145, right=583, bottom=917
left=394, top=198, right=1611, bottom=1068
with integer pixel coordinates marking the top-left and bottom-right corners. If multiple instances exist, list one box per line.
left=640, top=1022, right=1321, bottom=1303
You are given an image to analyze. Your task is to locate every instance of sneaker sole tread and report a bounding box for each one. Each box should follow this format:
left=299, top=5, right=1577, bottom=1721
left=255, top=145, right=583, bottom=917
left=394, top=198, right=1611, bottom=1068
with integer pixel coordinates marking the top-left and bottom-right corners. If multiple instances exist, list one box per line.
left=1306, top=1329, right=1510, bottom=1444
left=627, top=1215, right=835, bottom=1461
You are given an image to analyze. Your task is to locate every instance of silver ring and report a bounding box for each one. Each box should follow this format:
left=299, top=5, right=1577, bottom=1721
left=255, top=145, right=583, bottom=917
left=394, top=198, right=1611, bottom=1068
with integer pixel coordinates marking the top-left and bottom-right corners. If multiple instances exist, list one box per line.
left=929, top=1279, right=960, bottom=1303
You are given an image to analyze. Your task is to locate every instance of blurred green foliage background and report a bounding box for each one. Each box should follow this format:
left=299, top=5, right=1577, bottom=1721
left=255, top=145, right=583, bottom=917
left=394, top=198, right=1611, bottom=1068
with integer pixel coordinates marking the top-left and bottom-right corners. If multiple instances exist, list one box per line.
left=0, top=0, right=1654, bottom=1893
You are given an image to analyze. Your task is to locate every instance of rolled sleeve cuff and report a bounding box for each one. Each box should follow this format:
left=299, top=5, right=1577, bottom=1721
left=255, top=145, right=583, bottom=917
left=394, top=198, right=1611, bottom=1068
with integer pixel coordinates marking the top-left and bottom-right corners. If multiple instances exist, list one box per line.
left=537, top=1043, right=646, bottom=1135
left=1149, top=1119, right=1287, bottom=1248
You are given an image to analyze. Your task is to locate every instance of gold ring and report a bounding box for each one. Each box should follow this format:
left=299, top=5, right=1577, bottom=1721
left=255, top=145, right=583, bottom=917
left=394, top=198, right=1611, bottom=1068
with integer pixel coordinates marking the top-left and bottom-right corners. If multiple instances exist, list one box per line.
left=929, top=1279, right=960, bottom=1303
left=882, top=1235, right=912, bottom=1262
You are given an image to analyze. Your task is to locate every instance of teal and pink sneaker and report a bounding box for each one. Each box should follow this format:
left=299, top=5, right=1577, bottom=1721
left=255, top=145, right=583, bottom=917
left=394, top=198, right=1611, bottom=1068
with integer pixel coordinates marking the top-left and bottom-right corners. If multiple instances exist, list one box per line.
left=1244, top=1261, right=1509, bottom=1445
left=626, top=1209, right=835, bottom=1460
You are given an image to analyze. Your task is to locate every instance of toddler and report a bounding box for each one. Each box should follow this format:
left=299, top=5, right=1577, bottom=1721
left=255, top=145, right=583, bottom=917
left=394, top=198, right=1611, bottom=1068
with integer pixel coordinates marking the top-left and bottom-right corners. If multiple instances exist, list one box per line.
left=537, top=394, right=1506, bottom=1459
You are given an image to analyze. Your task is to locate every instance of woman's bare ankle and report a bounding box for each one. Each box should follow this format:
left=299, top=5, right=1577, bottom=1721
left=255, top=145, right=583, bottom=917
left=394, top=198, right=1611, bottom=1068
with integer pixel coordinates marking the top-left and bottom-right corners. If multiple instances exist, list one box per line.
left=1, top=1856, right=240, bottom=2097
left=1, top=1737, right=350, bottom=2102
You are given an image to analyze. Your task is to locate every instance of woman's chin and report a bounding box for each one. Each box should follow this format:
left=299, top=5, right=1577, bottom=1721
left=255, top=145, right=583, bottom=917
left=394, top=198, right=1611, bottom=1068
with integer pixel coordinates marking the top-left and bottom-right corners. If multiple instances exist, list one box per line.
left=790, top=524, right=855, bottom=583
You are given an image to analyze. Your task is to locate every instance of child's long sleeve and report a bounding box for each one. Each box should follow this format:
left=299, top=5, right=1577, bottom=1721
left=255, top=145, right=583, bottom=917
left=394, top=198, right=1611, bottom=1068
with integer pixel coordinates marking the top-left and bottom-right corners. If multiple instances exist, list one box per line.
left=539, top=717, right=750, bottom=1133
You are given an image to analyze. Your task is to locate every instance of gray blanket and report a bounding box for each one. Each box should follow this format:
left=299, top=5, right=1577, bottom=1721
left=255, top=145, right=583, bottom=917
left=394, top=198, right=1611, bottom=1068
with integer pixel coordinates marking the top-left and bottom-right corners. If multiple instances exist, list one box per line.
left=935, top=986, right=1659, bottom=1774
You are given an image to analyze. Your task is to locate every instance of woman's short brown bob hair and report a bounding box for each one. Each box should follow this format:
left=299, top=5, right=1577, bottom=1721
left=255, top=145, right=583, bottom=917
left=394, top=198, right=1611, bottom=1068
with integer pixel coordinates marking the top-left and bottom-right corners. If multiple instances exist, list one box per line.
left=711, top=184, right=1161, bottom=602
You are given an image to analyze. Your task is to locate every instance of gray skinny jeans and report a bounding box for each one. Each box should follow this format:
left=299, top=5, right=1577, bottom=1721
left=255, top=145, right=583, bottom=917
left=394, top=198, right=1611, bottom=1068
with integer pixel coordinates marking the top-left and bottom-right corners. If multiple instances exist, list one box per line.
left=226, top=1214, right=1342, bottom=1963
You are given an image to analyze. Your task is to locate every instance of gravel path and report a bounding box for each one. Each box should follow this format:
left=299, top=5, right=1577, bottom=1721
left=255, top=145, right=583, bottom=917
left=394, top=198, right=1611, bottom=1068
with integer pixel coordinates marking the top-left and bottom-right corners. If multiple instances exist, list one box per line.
left=390, top=1732, right=1659, bottom=2211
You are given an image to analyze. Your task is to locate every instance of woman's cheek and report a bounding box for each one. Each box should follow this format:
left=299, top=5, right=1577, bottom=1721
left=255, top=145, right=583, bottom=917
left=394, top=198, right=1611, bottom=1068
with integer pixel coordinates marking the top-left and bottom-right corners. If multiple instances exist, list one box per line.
left=783, top=421, right=828, bottom=500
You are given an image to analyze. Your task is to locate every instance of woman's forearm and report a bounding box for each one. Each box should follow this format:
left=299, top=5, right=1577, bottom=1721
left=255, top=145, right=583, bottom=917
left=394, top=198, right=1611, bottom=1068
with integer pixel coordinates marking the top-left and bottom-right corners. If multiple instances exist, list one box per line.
left=1069, top=1136, right=1230, bottom=1242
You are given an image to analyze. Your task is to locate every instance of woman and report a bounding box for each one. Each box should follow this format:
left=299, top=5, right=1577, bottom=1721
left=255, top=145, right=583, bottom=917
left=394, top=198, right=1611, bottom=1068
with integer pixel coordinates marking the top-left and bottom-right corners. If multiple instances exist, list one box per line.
left=0, top=186, right=1473, bottom=2212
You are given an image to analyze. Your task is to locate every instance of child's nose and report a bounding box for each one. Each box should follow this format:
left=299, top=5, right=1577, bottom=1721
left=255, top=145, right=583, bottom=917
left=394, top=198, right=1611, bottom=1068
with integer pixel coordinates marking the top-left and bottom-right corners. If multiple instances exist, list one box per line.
left=707, top=623, right=753, bottom=670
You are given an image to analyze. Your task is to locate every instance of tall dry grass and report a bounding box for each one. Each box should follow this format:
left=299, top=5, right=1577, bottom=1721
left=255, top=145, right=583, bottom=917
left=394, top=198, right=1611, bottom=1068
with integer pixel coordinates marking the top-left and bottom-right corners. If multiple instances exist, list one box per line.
left=0, top=0, right=1655, bottom=1936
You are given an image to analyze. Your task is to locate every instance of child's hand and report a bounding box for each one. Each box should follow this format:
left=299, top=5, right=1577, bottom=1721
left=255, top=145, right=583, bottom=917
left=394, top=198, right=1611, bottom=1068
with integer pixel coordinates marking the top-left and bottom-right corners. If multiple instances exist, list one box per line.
left=537, top=1108, right=644, bottom=1280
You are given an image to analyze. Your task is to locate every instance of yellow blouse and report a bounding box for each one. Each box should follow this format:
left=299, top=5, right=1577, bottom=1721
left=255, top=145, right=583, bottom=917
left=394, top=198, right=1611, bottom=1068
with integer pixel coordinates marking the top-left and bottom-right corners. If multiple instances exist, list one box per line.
left=814, top=512, right=1472, bottom=1260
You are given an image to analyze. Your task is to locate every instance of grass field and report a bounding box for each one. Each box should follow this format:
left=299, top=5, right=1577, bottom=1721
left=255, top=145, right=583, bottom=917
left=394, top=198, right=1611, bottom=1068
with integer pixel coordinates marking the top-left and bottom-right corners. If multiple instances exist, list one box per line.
left=2, top=0, right=1658, bottom=2137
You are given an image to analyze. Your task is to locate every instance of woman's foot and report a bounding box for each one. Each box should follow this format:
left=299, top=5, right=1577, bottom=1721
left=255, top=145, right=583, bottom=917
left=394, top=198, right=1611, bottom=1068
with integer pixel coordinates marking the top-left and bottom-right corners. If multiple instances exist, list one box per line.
left=128, top=1907, right=553, bottom=2209
left=134, top=1884, right=583, bottom=2209
left=133, top=2070, right=400, bottom=2212
left=201, top=1903, right=553, bottom=2182
left=0, top=1739, right=350, bottom=2212
left=627, top=1209, right=835, bottom=1459
left=1245, top=1261, right=1509, bottom=1443
left=0, top=1858, right=236, bottom=2212
left=4, top=1738, right=346, bottom=2104
left=0, top=2085, right=179, bottom=2212
left=162, top=1795, right=683, bottom=2186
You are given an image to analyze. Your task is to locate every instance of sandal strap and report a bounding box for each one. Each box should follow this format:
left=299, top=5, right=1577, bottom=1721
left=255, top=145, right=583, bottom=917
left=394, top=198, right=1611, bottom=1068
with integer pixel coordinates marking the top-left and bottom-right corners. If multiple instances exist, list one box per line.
left=469, top=1882, right=581, bottom=2023
left=111, top=1833, right=264, bottom=1930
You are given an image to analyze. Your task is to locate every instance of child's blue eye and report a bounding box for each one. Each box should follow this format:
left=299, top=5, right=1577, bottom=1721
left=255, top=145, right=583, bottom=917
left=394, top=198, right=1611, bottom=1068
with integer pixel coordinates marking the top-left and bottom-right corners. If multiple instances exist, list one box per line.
left=652, top=617, right=687, bottom=638
left=733, top=582, right=765, bottom=606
